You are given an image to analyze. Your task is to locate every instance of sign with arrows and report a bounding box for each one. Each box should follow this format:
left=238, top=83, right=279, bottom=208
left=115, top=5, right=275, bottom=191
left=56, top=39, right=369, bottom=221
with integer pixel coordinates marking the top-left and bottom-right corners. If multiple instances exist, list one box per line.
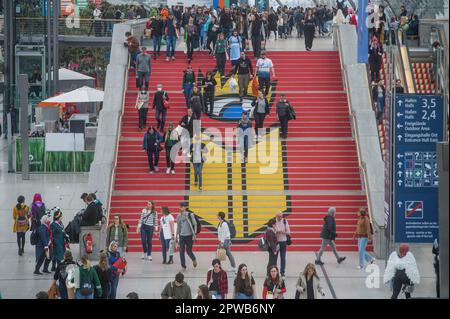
left=394, top=94, right=443, bottom=243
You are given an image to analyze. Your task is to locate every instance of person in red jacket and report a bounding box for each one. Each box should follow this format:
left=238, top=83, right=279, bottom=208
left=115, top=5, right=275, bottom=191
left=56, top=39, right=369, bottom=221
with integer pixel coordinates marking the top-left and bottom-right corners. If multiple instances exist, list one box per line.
left=206, top=259, right=228, bottom=299
left=262, top=265, right=286, bottom=299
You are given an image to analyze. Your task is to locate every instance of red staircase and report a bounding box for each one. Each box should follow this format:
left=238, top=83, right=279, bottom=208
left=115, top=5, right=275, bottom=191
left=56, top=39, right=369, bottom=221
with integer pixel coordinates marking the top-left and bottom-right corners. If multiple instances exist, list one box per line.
left=412, top=62, right=436, bottom=94
left=110, top=51, right=368, bottom=252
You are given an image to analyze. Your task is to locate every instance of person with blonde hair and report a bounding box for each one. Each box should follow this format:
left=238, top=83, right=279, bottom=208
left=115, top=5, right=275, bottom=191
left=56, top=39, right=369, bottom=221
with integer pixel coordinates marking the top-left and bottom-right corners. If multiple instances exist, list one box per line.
left=94, top=252, right=112, bottom=299
left=73, top=255, right=102, bottom=299
left=295, top=263, right=325, bottom=299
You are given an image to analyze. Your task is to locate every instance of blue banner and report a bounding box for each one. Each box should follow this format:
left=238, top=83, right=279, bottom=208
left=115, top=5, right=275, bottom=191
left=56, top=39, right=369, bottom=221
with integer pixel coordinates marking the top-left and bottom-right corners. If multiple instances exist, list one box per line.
left=394, top=94, right=444, bottom=243
left=357, top=0, right=369, bottom=63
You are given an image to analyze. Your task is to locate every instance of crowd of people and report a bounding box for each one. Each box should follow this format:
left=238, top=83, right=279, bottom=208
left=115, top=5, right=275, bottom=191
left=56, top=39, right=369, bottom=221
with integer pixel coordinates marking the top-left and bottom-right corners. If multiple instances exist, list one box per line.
left=6, top=1, right=432, bottom=301
left=12, top=192, right=423, bottom=299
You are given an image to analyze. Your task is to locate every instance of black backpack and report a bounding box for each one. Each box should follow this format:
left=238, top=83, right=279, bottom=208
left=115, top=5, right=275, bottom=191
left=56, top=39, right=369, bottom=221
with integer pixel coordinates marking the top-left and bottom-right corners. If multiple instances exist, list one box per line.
left=227, top=221, right=237, bottom=239
left=30, top=229, right=39, bottom=246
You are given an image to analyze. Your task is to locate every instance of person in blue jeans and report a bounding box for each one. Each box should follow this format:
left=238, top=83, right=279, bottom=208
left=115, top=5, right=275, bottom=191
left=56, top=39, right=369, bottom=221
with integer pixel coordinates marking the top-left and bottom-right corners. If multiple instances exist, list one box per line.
left=138, top=201, right=158, bottom=260
left=275, top=211, right=291, bottom=278
left=182, top=66, right=196, bottom=108
left=354, top=209, right=375, bottom=270
left=233, top=264, right=257, bottom=299
left=165, top=14, right=178, bottom=61
left=191, top=134, right=208, bottom=191
left=108, top=241, right=124, bottom=299
left=176, top=202, right=198, bottom=271
left=74, top=255, right=102, bottom=300
left=160, top=206, right=175, bottom=264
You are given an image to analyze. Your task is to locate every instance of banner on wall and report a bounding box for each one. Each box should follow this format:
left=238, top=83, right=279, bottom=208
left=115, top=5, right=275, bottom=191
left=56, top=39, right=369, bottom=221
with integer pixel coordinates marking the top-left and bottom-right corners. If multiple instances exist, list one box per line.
left=16, top=138, right=94, bottom=173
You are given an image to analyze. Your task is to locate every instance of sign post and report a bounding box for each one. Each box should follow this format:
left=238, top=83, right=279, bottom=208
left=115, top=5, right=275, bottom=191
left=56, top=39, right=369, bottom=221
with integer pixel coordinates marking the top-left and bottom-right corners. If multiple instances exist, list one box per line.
left=394, top=94, right=444, bottom=243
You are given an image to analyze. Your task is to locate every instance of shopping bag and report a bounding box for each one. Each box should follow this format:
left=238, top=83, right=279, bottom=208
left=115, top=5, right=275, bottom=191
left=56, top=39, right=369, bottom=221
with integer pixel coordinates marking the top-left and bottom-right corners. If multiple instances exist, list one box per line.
left=251, top=77, right=259, bottom=96
left=216, top=247, right=226, bottom=261
left=229, top=77, right=238, bottom=92
left=48, top=281, right=59, bottom=299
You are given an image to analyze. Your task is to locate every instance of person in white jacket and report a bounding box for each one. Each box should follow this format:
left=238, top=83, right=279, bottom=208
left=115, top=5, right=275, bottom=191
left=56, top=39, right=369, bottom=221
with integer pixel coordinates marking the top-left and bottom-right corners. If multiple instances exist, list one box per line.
left=383, top=244, right=420, bottom=299
left=217, top=211, right=236, bottom=272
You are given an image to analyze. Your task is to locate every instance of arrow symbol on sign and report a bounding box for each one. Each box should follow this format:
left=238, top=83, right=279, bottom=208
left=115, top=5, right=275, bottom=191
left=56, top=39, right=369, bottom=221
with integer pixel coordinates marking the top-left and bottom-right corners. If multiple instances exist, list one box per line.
left=397, top=180, right=403, bottom=186
left=397, top=135, right=403, bottom=141
left=397, top=153, right=404, bottom=159
left=398, top=162, right=403, bottom=168
left=398, top=100, right=403, bottom=106
left=397, top=124, right=404, bottom=129
left=397, top=201, right=403, bottom=208
left=397, top=112, right=404, bottom=117
left=398, top=171, right=403, bottom=177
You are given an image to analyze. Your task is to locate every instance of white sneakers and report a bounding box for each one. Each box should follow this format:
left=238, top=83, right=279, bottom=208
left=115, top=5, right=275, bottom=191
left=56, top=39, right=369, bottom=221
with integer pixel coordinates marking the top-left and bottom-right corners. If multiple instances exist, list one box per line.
left=155, top=166, right=159, bottom=172
left=171, top=170, right=175, bottom=174
left=356, top=266, right=363, bottom=270
left=166, top=57, right=170, bottom=61
left=147, top=255, right=152, bottom=261
left=141, top=254, right=146, bottom=260
left=166, top=168, right=171, bottom=174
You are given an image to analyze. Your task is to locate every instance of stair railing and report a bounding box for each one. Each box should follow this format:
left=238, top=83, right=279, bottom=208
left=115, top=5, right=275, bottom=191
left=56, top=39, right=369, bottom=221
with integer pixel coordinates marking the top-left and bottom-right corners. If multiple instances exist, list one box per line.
left=105, top=19, right=148, bottom=227
left=334, top=25, right=377, bottom=234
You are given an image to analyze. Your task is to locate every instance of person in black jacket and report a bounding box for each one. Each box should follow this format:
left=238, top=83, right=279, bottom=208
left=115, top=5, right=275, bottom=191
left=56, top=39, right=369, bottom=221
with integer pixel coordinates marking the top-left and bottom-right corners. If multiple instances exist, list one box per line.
left=53, top=250, right=77, bottom=299
left=190, top=86, right=203, bottom=120
left=81, top=195, right=100, bottom=226
left=303, top=9, right=316, bottom=51
left=219, top=7, right=233, bottom=38
left=153, top=84, right=169, bottom=132
left=233, top=51, right=254, bottom=101
left=142, top=126, right=163, bottom=174
left=150, top=15, right=164, bottom=59
left=201, top=71, right=217, bottom=114
left=315, top=207, right=346, bottom=265
left=250, top=13, right=263, bottom=59
left=251, top=91, right=270, bottom=139
left=179, top=108, right=198, bottom=138
left=206, top=16, right=219, bottom=55
left=276, top=94, right=291, bottom=139
left=94, top=252, right=112, bottom=299
left=265, top=218, right=279, bottom=275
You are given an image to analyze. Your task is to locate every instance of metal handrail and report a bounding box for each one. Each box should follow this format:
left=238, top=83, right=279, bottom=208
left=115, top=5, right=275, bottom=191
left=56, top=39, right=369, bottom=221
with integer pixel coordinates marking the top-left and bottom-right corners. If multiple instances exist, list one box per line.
left=334, top=25, right=378, bottom=232
left=105, top=20, right=148, bottom=227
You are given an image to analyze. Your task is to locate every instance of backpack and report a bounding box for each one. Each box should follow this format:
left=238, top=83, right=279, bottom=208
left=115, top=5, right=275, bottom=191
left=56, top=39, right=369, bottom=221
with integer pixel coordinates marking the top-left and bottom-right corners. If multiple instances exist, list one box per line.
left=36, top=205, right=46, bottom=221
left=79, top=268, right=94, bottom=296
left=16, top=207, right=28, bottom=228
left=258, top=236, right=268, bottom=251
left=30, top=229, right=39, bottom=246
left=59, top=263, right=76, bottom=286
left=227, top=221, right=236, bottom=239
left=187, top=210, right=202, bottom=234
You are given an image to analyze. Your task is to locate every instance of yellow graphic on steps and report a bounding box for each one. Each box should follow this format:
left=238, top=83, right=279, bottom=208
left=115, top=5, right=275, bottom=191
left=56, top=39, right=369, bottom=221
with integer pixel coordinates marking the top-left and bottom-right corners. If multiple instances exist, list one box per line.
left=187, top=129, right=287, bottom=240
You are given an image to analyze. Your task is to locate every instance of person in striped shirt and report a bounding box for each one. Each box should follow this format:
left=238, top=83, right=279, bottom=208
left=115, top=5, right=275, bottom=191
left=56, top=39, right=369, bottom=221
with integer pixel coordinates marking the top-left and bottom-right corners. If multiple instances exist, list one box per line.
left=137, top=201, right=159, bottom=261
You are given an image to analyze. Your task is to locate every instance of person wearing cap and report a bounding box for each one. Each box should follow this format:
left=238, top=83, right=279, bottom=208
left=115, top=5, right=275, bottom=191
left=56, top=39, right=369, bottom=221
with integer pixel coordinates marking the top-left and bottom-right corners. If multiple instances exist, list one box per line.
left=34, top=214, right=52, bottom=275
left=176, top=202, right=198, bottom=271
left=161, top=272, right=192, bottom=299
left=255, top=51, right=275, bottom=96
left=315, top=207, right=346, bottom=266
left=384, top=244, right=420, bottom=299
left=237, top=111, right=252, bottom=162
left=50, top=208, right=67, bottom=271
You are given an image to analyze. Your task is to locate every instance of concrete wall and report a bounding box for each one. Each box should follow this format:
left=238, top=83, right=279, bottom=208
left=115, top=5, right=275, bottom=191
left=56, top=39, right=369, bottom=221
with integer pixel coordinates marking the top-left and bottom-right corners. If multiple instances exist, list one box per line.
left=87, top=22, right=133, bottom=210
left=335, top=24, right=386, bottom=258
